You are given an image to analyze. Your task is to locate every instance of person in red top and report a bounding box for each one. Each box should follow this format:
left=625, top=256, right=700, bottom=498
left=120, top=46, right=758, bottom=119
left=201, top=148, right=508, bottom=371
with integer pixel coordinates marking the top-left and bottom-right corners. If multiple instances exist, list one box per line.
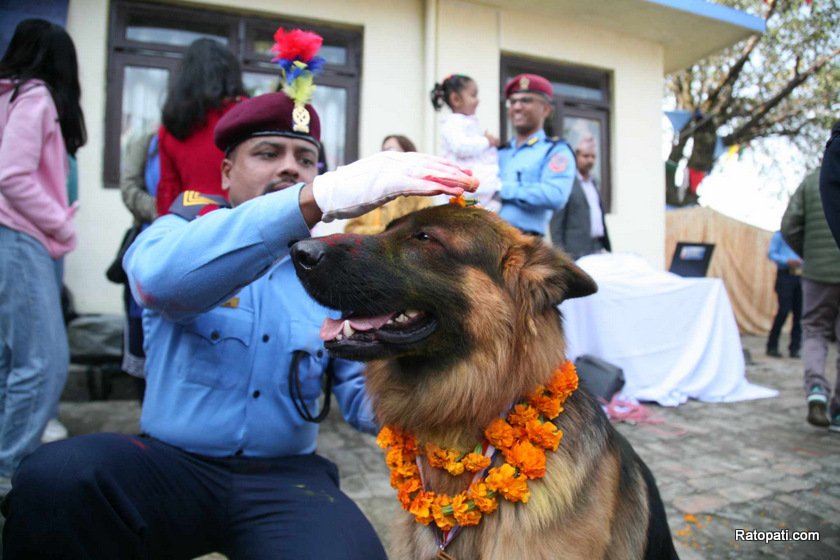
left=156, top=39, right=246, bottom=216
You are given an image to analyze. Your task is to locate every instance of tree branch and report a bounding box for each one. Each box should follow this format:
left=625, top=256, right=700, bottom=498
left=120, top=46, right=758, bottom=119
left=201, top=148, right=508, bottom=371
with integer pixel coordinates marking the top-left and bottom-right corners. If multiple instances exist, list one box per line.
left=729, top=46, right=840, bottom=141
left=706, top=0, right=777, bottom=110
left=723, top=108, right=804, bottom=145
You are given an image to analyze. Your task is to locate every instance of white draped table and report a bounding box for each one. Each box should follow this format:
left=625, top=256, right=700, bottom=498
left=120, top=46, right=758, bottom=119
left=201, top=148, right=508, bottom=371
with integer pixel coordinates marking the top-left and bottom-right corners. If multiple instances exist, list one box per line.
left=559, top=253, right=778, bottom=407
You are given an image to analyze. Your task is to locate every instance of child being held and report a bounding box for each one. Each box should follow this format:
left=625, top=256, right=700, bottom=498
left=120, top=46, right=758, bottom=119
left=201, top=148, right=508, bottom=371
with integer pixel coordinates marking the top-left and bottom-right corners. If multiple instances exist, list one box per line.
left=431, top=74, right=501, bottom=211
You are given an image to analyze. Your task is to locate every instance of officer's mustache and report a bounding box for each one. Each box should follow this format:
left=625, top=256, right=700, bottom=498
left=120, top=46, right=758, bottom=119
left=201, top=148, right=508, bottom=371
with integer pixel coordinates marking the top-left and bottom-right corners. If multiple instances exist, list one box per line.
left=262, top=177, right=297, bottom=196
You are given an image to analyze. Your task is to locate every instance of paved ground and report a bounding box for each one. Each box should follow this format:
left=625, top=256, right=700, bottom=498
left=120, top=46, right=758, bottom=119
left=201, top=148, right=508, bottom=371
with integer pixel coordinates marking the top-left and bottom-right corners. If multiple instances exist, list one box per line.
left=39, top=336, right=840, bottom=558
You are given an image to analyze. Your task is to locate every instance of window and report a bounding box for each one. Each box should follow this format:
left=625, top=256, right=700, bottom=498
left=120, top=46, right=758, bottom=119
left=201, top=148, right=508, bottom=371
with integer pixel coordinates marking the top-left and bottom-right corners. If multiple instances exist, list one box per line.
left=500, top=57, right=612, bottom=211
left=104, top=0, right=362, bottom=188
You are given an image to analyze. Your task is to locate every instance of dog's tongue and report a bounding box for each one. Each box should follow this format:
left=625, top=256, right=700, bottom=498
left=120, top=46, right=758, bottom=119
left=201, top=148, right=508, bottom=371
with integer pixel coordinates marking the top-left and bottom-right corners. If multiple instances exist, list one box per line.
left=320, top=313, right=395, bottom=341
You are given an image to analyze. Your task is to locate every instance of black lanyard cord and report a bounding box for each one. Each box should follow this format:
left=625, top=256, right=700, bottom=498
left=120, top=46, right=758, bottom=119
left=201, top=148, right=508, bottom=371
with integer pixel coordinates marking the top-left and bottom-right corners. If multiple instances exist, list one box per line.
left=288, top=350, right=333, bottom=423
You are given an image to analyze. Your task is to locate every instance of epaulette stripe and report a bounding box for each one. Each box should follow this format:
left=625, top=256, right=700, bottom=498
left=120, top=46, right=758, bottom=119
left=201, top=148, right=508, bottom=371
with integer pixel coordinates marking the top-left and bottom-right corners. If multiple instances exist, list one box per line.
left=168, top=190, right=230, bottom=221
left=183, top=191, right=219, bottom=206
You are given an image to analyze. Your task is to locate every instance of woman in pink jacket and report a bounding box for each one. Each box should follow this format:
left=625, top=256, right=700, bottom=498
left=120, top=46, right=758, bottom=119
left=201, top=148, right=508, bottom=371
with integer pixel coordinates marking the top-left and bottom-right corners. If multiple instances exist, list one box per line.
left=0, top=19, right=86, bottom=491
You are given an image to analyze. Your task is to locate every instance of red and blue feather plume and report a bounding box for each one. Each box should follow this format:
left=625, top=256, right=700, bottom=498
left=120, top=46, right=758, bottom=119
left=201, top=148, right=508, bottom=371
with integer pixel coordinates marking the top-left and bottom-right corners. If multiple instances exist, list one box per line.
left=271, top=28, right=325, bottom=107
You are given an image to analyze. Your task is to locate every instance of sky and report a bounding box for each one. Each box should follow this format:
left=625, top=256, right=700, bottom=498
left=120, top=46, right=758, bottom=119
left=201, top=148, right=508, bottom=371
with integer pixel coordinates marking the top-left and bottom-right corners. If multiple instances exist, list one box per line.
left=696, top=143, right=807, bottom=232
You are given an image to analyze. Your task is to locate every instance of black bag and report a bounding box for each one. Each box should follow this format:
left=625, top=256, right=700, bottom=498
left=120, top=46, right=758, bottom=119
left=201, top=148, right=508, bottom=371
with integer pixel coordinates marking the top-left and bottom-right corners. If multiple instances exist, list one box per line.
left=105, top=225, right=141, bottom=284
left=574, top=354, right=625, bottom=402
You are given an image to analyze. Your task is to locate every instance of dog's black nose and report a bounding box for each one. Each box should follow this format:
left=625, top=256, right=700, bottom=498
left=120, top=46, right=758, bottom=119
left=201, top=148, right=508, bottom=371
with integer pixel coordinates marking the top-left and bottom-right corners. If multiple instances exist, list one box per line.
left=291, top=239, right=327, bottom=270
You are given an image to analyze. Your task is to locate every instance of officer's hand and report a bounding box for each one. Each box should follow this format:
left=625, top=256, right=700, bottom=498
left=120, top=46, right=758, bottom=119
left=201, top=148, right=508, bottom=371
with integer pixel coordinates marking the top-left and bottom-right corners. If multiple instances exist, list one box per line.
left=311, top=151, right=477, bottom=222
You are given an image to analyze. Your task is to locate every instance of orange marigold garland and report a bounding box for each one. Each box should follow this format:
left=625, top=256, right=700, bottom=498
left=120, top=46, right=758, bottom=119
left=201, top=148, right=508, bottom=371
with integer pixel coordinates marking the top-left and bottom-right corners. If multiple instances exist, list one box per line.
left=376, top=361, right=579, bottom=532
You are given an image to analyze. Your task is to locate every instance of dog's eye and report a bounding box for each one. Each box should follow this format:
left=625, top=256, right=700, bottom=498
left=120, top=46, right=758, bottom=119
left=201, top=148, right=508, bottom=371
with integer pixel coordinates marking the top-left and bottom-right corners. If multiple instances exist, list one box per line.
left=413, top=231, right=431, bottom=242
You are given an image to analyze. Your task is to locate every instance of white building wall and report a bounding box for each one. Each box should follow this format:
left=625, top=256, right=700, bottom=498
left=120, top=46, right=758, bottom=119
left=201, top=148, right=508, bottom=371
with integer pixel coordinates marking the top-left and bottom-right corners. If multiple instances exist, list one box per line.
left=66, top=0, right=120, bottom=314
left=65, top=0, right=665, bottom=314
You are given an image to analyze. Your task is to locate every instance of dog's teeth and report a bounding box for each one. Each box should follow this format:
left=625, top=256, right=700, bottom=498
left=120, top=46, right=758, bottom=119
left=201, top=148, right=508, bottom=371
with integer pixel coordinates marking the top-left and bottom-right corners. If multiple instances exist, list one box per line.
left=386, top=318, right=395, bottom=325
left=395, top=313, right=408, bottom=323
left=405, top=309, right=420, bottom=319
left=335, top=333, right=344, bottom=341
left=342, top=320, right=355, bottom=337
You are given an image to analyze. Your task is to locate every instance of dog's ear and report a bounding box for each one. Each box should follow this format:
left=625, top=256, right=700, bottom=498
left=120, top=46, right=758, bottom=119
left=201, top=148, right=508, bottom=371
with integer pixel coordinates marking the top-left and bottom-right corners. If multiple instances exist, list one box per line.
left=502, top=237, right=597, bottom=312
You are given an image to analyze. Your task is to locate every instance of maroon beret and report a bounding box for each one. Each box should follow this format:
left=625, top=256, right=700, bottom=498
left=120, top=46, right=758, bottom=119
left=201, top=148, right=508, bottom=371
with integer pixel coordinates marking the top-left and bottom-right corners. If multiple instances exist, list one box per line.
left=214, top=92, right=321, bottom=152
left=504, top=73, right=553, bottom=99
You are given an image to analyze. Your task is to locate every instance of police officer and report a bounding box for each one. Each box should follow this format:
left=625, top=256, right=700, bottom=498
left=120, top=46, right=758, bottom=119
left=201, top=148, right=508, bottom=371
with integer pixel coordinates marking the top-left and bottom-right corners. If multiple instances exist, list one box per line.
left=498, top=73, right=576, bottom=236
left=2, top=91, right=474, bottom=559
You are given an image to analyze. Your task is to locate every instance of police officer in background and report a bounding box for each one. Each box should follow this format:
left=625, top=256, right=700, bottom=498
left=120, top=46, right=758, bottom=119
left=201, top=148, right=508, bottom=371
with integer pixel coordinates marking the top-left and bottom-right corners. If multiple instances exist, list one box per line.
left=497, top=73, right=576, bottom=236
left=2, top=91, right=475, bottom=558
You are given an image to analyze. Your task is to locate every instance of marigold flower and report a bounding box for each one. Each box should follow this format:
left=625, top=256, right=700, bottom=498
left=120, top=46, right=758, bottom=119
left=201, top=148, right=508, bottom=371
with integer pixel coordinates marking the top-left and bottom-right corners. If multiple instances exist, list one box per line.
left=448, top=194, right=468, bottom=207
left=390, top=469, right=406, bottom=488
left=403, top=434, right=418, bottom=455
left=529, top=393, right=562, bottom=419
left=385, top=447, right=407, bottom=469
left=467, top=482, right=498, bottom=514
left=507, top=440, right=546, bottom=479
left=432, top=495, right=456, bottom=531
left=376, top=426, right=398, bottom=449
left=425, top=443, right=456, bottom=468
left=449, top=494, right=469, bottom=520
left=395, top=461, right=419, bottom=479
left=462, top=452, right=491, bottom=472
left=485, top=418, right=516, bottom=448
left=526, top=419, right=562, bottom=451
left=512, top=423, right=528, bottom=442
left=409, top=491, right=435, bottom=525
left=486, top=463, right=530, bottom=503
left=451, top=494, right=482, bottom=526
left=444, top=460, right=465, bottom=476
left=547, top=364, right=578, bottom=397
left=397, top=477, right=423, bottom=508
left=508, top=403, right=539, bottom=426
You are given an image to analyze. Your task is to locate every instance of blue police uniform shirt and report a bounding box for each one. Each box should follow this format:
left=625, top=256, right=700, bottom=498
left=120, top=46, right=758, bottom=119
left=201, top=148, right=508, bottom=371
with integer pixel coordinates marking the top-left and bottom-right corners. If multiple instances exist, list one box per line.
left=124, top=184, right=376, bottom=458
left=768, top=230, right=801, bottom=269
left=497, top=129, right=576, bottom=235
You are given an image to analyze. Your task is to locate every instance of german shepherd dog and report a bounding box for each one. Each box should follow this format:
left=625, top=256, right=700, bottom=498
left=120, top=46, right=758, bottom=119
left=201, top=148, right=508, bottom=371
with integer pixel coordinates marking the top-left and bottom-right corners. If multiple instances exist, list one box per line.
left=291, top=205, right=678, bottom=560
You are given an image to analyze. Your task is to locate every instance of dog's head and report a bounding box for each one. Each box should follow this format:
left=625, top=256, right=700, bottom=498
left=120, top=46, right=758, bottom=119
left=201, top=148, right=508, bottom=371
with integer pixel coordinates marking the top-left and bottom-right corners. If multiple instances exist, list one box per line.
left=292, top=205, right=596, bottom=370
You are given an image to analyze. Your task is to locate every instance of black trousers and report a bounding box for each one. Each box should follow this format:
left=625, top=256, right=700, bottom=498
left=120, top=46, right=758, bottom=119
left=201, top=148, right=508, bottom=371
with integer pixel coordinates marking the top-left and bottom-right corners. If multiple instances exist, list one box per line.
left=767, top=270, right=803, bottom=354
left=2, top=433, right=387, bottom=560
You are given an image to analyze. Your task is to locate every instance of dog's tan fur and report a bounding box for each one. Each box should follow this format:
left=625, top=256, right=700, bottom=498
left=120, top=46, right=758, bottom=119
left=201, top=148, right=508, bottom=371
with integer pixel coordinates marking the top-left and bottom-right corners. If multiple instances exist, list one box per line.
left=293, top=206, right=676, bottom=560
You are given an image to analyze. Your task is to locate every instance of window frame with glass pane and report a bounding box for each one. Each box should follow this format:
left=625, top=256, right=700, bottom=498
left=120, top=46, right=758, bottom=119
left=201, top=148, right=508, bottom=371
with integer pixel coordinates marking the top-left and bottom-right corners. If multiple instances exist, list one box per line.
left=104, top=0, right=362, bottom=189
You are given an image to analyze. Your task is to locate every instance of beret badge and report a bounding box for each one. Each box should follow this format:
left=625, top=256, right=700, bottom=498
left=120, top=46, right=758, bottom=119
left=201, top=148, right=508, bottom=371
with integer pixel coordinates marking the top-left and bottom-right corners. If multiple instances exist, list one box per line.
left=292, top=104, right=311, bottom=133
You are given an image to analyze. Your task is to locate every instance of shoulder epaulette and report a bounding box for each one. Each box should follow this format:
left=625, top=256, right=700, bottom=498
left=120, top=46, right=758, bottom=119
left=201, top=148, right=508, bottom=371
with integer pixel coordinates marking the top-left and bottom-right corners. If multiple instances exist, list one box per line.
left=546, top=136, right=573, bottom=153
left=168, top=191, right=230, bottom=221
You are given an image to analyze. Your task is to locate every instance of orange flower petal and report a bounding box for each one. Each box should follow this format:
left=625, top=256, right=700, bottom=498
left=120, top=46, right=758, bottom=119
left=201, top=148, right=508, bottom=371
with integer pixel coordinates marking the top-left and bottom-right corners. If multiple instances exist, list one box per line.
left=485, top=418, right=516, bottom=448
left=431, top=495, right=456, bottom=531
left=507, top=440, right=546, bottom=479
left=463, top=452, right=492, bottom=472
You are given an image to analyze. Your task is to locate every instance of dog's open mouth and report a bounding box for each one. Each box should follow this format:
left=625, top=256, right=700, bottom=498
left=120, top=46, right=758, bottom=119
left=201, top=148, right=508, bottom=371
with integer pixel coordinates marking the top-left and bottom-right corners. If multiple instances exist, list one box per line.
left=320, top=309, right=438, bottom=353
